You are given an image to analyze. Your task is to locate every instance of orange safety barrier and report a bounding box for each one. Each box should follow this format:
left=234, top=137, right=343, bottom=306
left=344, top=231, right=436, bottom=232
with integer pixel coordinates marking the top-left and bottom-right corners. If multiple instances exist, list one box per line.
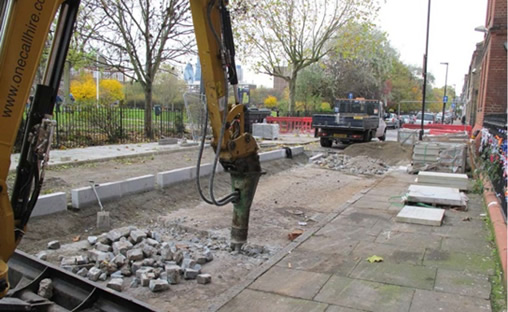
left=265, top=116, right=314, bottom=134
left=402, top=124, right=472, bottom=136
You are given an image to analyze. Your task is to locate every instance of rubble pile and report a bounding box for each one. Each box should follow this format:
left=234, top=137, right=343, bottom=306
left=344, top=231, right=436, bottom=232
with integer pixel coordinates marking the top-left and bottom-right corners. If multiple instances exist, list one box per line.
left=314, top=154, right=389, bottom=175
left=50, top=226, right=217, bottom=293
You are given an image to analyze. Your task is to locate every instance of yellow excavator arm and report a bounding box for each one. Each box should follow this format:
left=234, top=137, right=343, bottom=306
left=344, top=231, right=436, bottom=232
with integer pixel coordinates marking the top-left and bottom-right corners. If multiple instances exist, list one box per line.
left=0, top=0, right=80, bottom=297
left=0, top=0, right=260, bottom=298
left=189, top=0, right=261, bottom=249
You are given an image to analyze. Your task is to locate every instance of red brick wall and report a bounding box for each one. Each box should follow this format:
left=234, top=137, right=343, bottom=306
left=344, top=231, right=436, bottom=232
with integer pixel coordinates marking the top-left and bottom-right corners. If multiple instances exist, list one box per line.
left=473, top=0, right=507, bottom=132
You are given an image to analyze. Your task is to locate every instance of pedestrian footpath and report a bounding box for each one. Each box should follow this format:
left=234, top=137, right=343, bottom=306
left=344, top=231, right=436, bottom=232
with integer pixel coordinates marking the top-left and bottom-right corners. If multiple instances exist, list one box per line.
left=212, top=170, right=496, bottom=312
left=9, top=134, right=319, bottom=171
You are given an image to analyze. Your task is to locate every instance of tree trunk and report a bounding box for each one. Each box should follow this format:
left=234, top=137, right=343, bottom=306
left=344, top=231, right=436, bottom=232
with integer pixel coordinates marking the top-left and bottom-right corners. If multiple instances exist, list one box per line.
left=144, top=85, right=153, bottom=139
left=288, top=71, right=297, bottom=115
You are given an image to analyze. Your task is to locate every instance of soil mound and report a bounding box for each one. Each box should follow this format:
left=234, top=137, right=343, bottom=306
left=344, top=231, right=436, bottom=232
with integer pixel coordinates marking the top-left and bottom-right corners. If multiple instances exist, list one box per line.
left=344, top=141, right=412, bottom=166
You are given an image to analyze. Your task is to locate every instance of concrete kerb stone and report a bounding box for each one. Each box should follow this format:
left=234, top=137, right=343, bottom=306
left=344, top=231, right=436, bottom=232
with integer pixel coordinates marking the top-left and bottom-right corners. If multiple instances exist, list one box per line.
left=157, top=166, right=195, bottom=188
left=289, top=146, right=304, bottom=156
left=32, top=192, right=67, bottom=217
left=71, top=146, right=306, bottom=207
left=259, top=150, right=286, bottom=162
left=121, top=175, right=155, bottom=196
left=72, top=181, right=123, bottom=209
left=157, top=146, right=305, bottom=189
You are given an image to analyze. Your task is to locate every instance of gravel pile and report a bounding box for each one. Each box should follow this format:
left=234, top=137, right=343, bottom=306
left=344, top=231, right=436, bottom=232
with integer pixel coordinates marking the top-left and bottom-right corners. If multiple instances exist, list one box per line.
left=314, top=154, right=389, bottom=175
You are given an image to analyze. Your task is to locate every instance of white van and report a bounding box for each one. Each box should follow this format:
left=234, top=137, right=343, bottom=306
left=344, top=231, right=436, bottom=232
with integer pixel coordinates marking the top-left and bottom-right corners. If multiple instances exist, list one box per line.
left=415, top=112, right=435, bottom=125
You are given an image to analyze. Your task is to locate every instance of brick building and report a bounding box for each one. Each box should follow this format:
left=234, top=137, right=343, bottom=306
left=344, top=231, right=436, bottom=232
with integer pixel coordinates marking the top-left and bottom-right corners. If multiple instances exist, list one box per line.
left=462, top=0, right=507, bottom=217
left=471, top=0, right=507, bottom=131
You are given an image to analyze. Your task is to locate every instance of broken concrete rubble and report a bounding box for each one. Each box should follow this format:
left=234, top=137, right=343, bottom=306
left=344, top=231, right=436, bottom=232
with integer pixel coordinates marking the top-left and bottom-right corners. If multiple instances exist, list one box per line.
left=47, top=240, right=60, bottom=250
left=149, top=279, right=169, bottom=292
left=38, top=278, right=53, bottom=299
left=87, top=267, right=102, bottom=281
left=197, top=273, right=211, bottom=285
left=47, top=224, right=275, bottom=296
left=107, top=278, right=123, bottom=291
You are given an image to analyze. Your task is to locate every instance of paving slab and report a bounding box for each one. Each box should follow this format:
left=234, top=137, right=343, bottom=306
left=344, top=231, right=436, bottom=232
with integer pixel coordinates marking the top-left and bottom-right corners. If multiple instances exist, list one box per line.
left=331, top=209, right=393, bottom=228
left=375, top=230, right=442, bottom=250
left=409, top=289, right=491, bottom=312
left=351, top=197, right=391, bottom=210
left=249, top=266, right=330, bottom=300
left=297, top=235, right=359, bottom=256
left=432, top=222, right=488, bottom=239
left=315, top=223, right=382, bottom=242
left=218, top=289, right=328, bottom=312
left=325, top=305, right=365, bottom=312
left=434, top=268, right=491, bottom=299
left=275, top=249, right=360, bottom=276
left=381, top=220, right=435, bottom=235
left=395, top=205, right=445, bottom=226
left=407, top=184, right=466, bottom=207
left=440, top=210, right=485, bottom=227
left=349, top=261, right=436, bottom=290
left=440, top=237, right=492, bottom=255
left=423, top=249, right=494, bottom=275
left=351, top=241, right=426, bottom=265
left=314, top=275, right=414, bottom=312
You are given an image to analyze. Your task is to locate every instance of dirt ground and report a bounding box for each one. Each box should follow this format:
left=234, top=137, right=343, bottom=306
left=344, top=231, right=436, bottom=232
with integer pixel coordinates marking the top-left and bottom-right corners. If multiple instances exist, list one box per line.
left=344, top=141, right=412, bottom=166
left=17, top=148, right=378, bottom=311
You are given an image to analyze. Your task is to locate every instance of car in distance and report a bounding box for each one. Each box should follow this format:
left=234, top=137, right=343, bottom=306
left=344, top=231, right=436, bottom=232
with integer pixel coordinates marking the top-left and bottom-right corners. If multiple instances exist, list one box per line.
left=384, top=113, right=400, bottom=128
left=415, top=112, right=435, bottom=125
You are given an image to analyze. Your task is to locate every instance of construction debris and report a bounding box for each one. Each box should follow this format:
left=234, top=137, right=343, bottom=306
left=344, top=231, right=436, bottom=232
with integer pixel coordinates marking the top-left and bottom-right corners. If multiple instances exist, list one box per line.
left=46, top=226, right=218, bottom=293
left=47, top=241, right=60, bottom=250
left=396, top=205, right=446, bottom=226
left=313, top=154, right=389, bottom=175
left=38, top=278, right=53, bottom=299
left=288, top=229, right=304, bottom=241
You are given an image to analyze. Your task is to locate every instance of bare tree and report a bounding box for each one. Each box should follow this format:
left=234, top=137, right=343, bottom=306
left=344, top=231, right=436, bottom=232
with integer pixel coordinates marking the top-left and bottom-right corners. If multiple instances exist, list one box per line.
left=84, top=0, right=193, bottom=138
left=233, top=0, right=378, bottom=114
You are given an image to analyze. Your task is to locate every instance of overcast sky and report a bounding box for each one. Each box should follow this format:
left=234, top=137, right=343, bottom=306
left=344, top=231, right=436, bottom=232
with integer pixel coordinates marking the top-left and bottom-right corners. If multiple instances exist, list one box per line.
left=378, top=0, right=488, bottom=93
left=243, top=0, right=488, bottom=93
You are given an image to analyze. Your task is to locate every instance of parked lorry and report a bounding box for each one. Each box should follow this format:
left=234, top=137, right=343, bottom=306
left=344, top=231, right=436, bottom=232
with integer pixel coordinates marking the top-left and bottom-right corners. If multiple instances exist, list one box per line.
left=312, top=98, right=387, bottom=147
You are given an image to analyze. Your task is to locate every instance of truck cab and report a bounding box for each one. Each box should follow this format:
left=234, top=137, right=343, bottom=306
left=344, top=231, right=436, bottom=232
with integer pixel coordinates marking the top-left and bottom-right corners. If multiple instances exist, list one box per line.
left=312, top=99, right=386, bottom=147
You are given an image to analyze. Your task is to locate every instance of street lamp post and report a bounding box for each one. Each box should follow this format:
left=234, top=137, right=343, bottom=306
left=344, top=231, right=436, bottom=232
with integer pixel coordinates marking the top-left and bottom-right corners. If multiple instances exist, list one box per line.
left=440, top=62, right=449, bottom=124
left=419, top=0, right=432, bottom=141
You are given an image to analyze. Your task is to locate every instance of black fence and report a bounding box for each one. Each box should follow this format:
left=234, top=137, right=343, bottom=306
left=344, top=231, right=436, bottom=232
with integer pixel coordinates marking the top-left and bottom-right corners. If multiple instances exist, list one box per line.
left=14, top=106, right=185, bottom=151
left=53, top=106, right=185, bottom=148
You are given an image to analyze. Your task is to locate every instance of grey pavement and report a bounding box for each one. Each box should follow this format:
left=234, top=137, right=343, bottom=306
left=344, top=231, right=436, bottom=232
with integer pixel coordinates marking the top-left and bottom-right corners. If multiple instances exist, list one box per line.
left=9, top=134, right=318, bottom=171
left=214, top=170, right=496, bottom=312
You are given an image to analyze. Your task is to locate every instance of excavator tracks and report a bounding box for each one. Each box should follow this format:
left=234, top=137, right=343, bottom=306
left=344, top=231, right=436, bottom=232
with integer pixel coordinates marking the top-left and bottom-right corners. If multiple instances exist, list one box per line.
left=0, top=250, right=156, bottom=312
